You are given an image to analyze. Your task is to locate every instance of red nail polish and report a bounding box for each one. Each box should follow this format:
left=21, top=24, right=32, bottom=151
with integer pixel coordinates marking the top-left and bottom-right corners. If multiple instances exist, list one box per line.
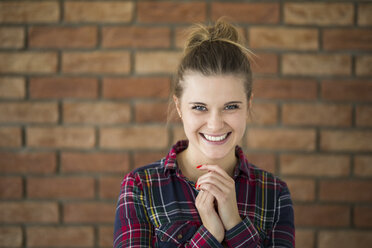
left=196, top=165, right=203, bottom=169
left=195, top=183, right=198, bottom=188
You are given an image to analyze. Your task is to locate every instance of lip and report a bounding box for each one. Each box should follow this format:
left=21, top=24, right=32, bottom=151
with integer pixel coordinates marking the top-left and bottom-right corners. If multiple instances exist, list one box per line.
left=200, top=132, right=231, bottom=145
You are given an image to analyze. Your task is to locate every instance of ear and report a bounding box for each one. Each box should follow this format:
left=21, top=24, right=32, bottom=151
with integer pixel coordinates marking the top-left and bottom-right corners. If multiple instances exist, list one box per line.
left=173, top=95, right=182, bottom=118
left=248, top=93, right=254, bottom=109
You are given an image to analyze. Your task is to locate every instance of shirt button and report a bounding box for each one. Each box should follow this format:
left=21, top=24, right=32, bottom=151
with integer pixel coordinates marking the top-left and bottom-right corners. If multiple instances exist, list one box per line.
left=177, top=234, right=183, bottom=240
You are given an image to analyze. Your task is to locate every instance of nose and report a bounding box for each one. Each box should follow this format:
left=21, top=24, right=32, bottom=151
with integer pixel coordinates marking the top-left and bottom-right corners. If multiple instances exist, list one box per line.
left=207, top=110, right=224, bottom=131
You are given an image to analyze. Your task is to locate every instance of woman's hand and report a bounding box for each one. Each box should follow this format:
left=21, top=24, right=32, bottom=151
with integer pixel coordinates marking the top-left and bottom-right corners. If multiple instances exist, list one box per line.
left=195, top=189, right=225, bottom=243
left=196, top=164, right=242, bottom=231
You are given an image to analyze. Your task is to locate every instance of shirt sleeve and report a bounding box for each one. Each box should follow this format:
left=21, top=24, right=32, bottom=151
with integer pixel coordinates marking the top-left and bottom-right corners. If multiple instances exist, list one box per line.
left=113, top=173, right=225, bottom=248
left=224, top=184, right=295, bottom=248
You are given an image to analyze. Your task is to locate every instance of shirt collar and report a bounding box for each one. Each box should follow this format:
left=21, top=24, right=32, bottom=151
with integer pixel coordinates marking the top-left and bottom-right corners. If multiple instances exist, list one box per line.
left=163, top=140, right=251, bottom=178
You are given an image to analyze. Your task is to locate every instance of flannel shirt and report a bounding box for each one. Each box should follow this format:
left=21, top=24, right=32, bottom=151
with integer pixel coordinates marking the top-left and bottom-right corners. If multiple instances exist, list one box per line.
left=114, top=140, right=295, bottom=247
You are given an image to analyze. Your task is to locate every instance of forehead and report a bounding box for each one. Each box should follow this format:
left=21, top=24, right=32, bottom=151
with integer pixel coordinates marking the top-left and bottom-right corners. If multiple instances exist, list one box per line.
left=181, top=73, right=246, bottom=103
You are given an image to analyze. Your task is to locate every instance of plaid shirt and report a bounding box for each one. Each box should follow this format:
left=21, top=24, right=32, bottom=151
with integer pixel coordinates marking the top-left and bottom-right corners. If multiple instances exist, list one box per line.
left=114, top=140, right=295, bottom=247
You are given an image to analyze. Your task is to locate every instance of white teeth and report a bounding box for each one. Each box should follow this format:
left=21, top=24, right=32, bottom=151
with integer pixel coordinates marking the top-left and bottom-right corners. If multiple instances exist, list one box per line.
left=204, top=133, right=228, bottom=142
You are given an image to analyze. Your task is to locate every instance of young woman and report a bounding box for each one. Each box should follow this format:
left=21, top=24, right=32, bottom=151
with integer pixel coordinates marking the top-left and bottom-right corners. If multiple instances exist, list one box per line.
left=114, top=20, right=295, bottom=247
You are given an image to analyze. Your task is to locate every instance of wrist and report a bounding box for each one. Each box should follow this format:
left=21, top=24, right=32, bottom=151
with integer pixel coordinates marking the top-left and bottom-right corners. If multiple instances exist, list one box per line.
left=224, top=215, right=242, bottom=231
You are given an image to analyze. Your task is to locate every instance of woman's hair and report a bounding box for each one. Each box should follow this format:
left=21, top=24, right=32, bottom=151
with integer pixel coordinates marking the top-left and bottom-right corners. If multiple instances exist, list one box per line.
left=168, top=19, right=254, bottom=122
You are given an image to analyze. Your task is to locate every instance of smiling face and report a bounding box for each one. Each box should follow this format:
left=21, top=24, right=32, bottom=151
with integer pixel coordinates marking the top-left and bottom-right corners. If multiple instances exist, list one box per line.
left=174, top=72, right=249, bottom=162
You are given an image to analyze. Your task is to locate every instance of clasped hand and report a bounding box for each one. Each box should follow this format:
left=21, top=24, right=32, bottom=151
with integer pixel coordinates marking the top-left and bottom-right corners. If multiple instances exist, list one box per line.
left=194, top=164, right=242, bottom=243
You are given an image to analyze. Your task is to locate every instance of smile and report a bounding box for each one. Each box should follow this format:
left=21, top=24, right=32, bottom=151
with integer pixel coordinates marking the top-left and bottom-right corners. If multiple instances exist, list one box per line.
left=201, top=132, right=231, bottom=142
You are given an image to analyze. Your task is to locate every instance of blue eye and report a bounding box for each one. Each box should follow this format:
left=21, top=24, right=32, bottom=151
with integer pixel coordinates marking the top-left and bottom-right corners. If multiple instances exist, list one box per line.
left=192, top=105, right=207, bottom=111
left=224, top=104, right=239, bottom=110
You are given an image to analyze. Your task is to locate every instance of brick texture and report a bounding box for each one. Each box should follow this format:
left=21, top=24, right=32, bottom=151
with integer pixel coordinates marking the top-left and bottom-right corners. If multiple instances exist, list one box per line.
left=0, top=27, right=24, bottom=48
left=27, top=226, right=94, bottom=247
left=0, top=77, right=25, bottom=99
left=138, top=2, right=206, bottom=23
left=0, top=1, right=370, bottom=247
left=29, top=26, right=97, bottom=48
left=284, top=3, right=353, bottom=25
left=212, top=3, right=279, bottom=23
left=29, top=77, right=98, bottom=99
left=0, top=1, right=60, bottom=23
left=64, top=1, right=133, bottom=23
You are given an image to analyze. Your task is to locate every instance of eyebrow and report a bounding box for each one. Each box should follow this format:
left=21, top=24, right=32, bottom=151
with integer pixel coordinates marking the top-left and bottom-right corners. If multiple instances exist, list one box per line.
left=188, top=101, right=243, bottom=105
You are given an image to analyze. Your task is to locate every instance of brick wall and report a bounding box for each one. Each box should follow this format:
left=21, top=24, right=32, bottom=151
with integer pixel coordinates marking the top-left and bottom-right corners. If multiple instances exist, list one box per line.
left=0, top=0, right=371, bottom=247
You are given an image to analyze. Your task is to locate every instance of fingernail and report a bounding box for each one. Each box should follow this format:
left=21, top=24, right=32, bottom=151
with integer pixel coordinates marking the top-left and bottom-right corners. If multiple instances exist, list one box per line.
left=196, top=165, right=203, bottom=169
left=195, top=183, right=198, bottom=188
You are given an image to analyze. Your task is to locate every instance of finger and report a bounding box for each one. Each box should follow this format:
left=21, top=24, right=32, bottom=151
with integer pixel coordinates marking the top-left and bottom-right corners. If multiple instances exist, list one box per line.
left=198, top=183, right=226, bottom=202
left=197, top=164, right=234, bottom=181
left=197, top=172, right=231, bottom=193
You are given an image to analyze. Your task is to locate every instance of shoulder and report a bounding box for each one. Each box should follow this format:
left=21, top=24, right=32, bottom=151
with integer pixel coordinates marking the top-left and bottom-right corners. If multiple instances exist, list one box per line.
left=247, top=163, right=289, bottom=191
left=121, top=158, right=166, bottom=185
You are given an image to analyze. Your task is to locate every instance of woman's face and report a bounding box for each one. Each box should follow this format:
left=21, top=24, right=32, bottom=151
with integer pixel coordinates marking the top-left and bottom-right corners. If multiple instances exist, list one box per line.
left=175, top=72, right=248, bottom=161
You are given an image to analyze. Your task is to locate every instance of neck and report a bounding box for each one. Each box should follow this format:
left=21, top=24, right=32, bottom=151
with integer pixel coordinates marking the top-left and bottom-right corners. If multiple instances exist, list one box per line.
left=177, top=144, right=237, bottom=183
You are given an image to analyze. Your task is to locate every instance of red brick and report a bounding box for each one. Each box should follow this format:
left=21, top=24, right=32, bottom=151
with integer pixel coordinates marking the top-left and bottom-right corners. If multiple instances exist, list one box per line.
left=323, top=29, right=372, bottom=51
left=27, top=226, right=94, bottom=247
left=0, top=77, right=25, bottom=99
left=286, top=179, right=315, bottom=202
left=296, top=230, right=315, bottom=248
left=247, top=128, right=316, bottom=151
left=135, top=52, right=182, bottom=74
left=282, top=103, right=352, bottom=127
left=102, top=26, right=170, bottom=48
left=282, top=54, right=351, bottom=76
left=172, top=126, right=187, bottom=145
left=280, top=154, right=350, bottom=177
left=247, top=103, right=278, bottom=126
left=254, top=78, right=318, bottom=100
left=318, top=231, right=372, bottom=248
left=0, top=127, right=21, bottom=148
left=64, top=202, right=114, bottom=223
left=64, top=1, right=133, bottom=23
left=250, top=27, right=318, bottom=50
left=0, top=227, right=22, bottom=247
left=0, top=102, right=58, bottom=124
left=63, top=102, right=131, bottom=124
left=322, top=80, right=372, bottom=102
left=245, top=153, right=276, bottom=174
left=0, top=202, right=58, bottom=223
left=250, top=53, right=278, bottom=75
left=30, top=77, right=98, bottom=99
left=284, top=3, right=354, bottom=26
left=212, top=3, right=279, bottom=24
left=135, top=102, right=168, bottom=123
left=358, top=4, right=372, bottom=26
left=294, top=205, right=350, bottom=227
left=27, top=127, right=95, bottom=149
left=0, top=152, right=56, bottom=174
left=138, top=2, right=206, bottom=23
left=356, top=106, right=372, bottom=126
left=354, top=206, right=372, bottom=227
left=0, top=177, right=22, bottom=199
left=0, top=1, right=59, bottom=23
left=134, top=151, right=166, bottom=169
left=99, top=176, right=122, bottom=199
left=0, top=52, right=57, bottom=73
left=62, top=51, right=130, bottom=74
left=103, top=77, right=170, bottom=99
left=354, top=156, right=372, bottom=177
left=27, top=177, right=95, bottom=199
left=99, top=226, right=114, bottom=246
left=100, top=126, right=168, bottom=149
left=61, top=152, right=129, bottom=173
left=29, top=26, right=97, bottom=48
left=0, top=27, right=24, bottom=48
left=356, top=56, right=372, bottom=76
left=321, top=130, right=372, bottom=152
left=319, top=180, right=372, bottom=203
